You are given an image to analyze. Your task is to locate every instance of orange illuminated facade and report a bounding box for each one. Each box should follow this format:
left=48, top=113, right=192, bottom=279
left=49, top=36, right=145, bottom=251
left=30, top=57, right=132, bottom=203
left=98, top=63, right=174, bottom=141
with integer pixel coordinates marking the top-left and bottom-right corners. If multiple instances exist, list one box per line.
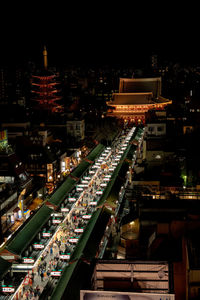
left=107, top=77, right=172, bottom=124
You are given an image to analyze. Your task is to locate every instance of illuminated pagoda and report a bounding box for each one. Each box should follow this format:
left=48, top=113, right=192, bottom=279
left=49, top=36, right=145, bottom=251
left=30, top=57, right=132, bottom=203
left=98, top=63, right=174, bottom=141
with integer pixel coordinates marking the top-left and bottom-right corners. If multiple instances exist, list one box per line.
left=107, top=77, right=172, bottom=124
left=31, top=46, right=63, bottom=113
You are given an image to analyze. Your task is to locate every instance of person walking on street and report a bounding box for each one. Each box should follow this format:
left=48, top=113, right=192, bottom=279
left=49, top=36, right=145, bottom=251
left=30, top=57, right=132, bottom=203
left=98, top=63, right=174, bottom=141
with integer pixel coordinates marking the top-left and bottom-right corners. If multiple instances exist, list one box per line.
left=40, top=271, right=44, bottom=282
left=47, top=268, right=51, bottom=277
left=44, top=260, right=47, bottom=269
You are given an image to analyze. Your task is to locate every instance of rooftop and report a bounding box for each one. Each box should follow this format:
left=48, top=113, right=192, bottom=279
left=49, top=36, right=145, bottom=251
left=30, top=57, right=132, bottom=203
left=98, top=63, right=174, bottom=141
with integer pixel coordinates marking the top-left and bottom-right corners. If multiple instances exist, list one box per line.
left=119, top=77, right=162, bottom=98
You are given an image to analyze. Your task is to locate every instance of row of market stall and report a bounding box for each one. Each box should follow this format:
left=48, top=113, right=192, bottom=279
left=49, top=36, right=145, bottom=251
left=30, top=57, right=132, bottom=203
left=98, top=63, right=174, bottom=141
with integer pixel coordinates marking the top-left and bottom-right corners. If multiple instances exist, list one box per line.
left=0, top=126, right=145, bottom=299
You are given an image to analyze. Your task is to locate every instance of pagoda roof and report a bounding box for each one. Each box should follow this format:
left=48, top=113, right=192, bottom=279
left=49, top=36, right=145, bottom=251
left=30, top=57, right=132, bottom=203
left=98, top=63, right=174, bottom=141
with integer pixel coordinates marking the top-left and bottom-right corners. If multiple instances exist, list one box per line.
left=32, top=69, right=56, bottom=78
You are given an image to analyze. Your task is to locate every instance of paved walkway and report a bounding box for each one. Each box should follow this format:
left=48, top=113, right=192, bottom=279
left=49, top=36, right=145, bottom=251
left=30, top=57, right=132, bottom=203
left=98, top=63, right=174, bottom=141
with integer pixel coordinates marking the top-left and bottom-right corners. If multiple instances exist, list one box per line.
left=22, top=242, right=61, bottom=299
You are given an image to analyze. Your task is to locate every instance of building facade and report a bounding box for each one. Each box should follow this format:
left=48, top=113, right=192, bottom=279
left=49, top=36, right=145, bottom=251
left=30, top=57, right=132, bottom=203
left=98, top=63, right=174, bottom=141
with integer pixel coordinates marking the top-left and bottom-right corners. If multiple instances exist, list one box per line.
left=107, top=77, right=172, bottom=124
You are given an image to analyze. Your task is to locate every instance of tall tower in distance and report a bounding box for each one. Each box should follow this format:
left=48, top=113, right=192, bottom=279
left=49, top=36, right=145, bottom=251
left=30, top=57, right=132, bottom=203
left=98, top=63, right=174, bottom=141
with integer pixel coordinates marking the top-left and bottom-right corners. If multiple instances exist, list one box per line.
left=43, top=45, right=48, bottom=70
left=31, top=46, right=63, bottom=113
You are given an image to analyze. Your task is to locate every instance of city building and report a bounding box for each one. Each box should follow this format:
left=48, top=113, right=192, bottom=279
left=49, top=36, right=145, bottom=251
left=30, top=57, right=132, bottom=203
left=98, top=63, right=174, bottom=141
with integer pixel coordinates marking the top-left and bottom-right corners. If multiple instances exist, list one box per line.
left=66, top=118, right=85, bottom=142
left=0, top=130, right=32, bottom=190
left=82, top=259, right=174, bottom=298
left=0, top=183, right=18, bottom=244
left=0, top=131, right=33, bottom=243
left=0, top=68, right=27, bottom=107
left=1, top=122, right=31, bottom=141
left=107, top=77, right=172, bottom=124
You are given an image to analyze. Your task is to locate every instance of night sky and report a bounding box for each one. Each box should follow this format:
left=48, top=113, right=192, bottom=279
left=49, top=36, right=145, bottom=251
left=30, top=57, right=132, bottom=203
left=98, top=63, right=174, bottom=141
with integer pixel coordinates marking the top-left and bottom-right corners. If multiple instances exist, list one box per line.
left=1, top=4, right=199, bottom=68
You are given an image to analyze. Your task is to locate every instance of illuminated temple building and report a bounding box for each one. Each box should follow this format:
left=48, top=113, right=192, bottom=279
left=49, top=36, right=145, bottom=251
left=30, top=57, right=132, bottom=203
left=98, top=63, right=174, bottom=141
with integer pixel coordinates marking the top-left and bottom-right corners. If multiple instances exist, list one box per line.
left=31, top=46, right=63, bottom=113
left=107, top=77, right=172, bottom=124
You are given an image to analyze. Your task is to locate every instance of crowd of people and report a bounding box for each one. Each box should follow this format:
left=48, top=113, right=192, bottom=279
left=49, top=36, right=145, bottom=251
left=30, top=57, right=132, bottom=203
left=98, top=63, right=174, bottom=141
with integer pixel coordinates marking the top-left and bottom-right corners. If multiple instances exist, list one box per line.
left=17, top=127, right=136, bottom=299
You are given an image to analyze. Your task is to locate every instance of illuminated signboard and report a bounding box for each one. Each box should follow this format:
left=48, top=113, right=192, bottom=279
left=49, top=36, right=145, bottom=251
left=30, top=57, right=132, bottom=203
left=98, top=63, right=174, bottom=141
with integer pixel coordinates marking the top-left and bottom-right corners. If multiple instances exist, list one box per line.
left=51, top=270, right=62, bottom=276
left=81, top=180, right=89, bottom=184
left=0, top=130, right=7, bottom=142
left=33, top=244, right=44, bottom=250
left=52, top=219, right=61, bottom=224
left=1, top=286, right=15, bottom=293
left=68, top=197, right=76, bottom=202
left=0, top=130, right=8, bottom=149
left=42, top=232, right=51, bottom=238
left=69, top=237, right=79, bottom=243
left=96, top=191, right=103, bottom=195
left=82, top=215, right=91, bottom=219
left=103, top=178, right=110, bottom=181
left=51, top=212, right=62, bottom=217
left=60, top=253, right=70, bottom=260
left=23, top=257, right=34, bottom=264
left=89, top=170, right=95, bottom=174
left=89, top=202, right=97, bottom=206
left=61, top=207, right=69, bottom=212
left=74, top=228, right=84, bottom=233
left=92, top=165, right=99, bottom=169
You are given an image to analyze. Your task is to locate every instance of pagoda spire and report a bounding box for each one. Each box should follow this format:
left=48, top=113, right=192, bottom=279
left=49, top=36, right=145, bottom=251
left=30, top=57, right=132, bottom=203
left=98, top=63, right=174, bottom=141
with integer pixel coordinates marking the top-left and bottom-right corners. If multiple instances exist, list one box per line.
left=43, top=45, right=48, bottom=70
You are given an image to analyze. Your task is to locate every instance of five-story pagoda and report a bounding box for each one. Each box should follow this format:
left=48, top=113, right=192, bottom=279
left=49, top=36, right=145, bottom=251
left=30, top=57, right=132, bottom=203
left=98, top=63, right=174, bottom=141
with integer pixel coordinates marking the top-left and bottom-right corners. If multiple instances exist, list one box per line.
left=31, top=46, right=63, bottom=113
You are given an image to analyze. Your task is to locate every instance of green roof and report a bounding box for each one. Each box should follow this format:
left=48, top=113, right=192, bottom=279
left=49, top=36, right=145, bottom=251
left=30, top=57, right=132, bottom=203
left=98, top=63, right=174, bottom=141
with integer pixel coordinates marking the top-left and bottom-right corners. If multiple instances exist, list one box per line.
left=49, top=144, right=105, bottom=207
left=5, top=144, right=105, bottom=257
left=85, top=143, right=105, bottom=162
left=56, top=209, right=111, bottom=300
left=49, top=177, right=75, bottom=207
left=71, top=161, right=90, bottom=179
left=7, top=205, right=52, bottom=256
left=50, top=209, right=102, bottom=300
left=0, top=257, right=12, bottom=280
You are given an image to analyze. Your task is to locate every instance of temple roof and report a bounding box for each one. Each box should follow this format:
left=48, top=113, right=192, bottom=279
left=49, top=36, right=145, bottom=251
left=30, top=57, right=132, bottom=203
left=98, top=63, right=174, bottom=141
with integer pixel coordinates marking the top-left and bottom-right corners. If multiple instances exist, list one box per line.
left=119, top=77, right=162, bottom=98
left=110, top=92, right=155, bottom=105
